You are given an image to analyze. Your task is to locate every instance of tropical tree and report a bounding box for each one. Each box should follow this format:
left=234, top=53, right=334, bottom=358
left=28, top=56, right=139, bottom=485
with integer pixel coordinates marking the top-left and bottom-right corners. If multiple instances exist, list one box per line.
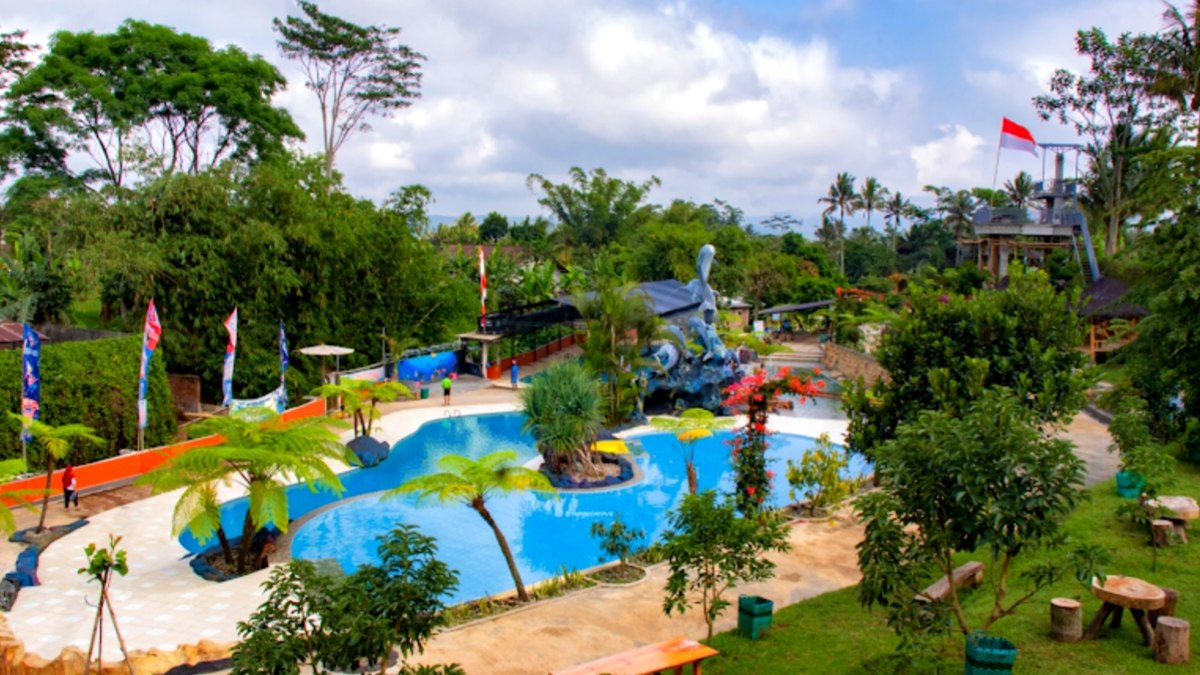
left=1003, top=170, right=1037, bottom=209
left=520, top=360, right=604, bottom=477
left=575, top=280, right=662, bottom=425
left=527, top=167, right=661, bottom=249
left=881, top=191, right=912, bottom=253
left=939, top=189, right=977, bottom=265
left=4, top=20, right=301, bottom=186
left=859, top=176, right=888, bottom=230
left=273, top=1, right=425, bottom=179
left=138, top=409, right=353, bottom=573
left=479, top=211, right=509, bottom=242
left=1149, top=1, right=1200, bottom=145
left=313, top=379, right=412, bottom=437
left=10, top=414, right=102, bottom=533
left=388, top=450, right=555, bottom=602
left=650, top=408, right=734, bottom=494
left=817, top=172, right=859, bottom=274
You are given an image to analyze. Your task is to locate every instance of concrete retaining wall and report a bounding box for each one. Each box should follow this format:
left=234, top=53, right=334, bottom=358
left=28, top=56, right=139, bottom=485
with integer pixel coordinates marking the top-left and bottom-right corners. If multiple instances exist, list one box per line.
left=823, top=343, right=889, bottom=386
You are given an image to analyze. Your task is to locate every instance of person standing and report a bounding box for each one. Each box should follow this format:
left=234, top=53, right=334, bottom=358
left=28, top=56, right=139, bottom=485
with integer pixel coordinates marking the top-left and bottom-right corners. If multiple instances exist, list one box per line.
left=442, top=375, right=452, bottom=406
left=62, top=464, right=78, bottom=509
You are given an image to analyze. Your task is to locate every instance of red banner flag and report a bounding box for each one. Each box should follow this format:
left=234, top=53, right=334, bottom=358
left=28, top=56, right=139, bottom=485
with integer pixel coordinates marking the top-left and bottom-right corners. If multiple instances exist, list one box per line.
left=1000, top=117, right=1038, bottom=157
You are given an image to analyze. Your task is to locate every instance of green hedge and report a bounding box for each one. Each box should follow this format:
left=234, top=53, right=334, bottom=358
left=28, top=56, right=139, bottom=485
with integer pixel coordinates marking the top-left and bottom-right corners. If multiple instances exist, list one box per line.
left=0, top=336, right=176, bottom=465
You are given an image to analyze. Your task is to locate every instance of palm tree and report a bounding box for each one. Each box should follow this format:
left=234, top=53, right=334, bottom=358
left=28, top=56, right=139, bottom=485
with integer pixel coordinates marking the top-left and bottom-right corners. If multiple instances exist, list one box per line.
left=313, top=379, right=412, bottom=437
left=139, top=409, right=353, bottom=573
left=817, top=172, right=859, bottom=274
left=650, top=409, right=734, bottom=494
left=11, top=414, right=102, bottom=533
left=1152, top=2, right=1200, bottom=146
left=881, top=192, right=912, bottom=252
left=1003, top=171, right=1036, bottom=210
left=388, top=451, right=554, bottom=602
left=575, top=280, right=662, bottom=425
left=520, top=360, right=604, bottom=477
left=859, top=177, right=888, bottom=230
left=939, top=190, right=977, bottom=265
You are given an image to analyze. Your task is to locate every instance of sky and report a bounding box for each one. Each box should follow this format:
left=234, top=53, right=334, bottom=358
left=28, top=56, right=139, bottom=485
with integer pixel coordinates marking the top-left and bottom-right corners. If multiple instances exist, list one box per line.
left=1, top=0, right=1167, bottom=232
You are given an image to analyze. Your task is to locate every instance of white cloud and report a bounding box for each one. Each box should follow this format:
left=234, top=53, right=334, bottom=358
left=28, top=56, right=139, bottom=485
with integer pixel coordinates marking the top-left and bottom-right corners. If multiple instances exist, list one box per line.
left=909, top=125, right=986, bottom=188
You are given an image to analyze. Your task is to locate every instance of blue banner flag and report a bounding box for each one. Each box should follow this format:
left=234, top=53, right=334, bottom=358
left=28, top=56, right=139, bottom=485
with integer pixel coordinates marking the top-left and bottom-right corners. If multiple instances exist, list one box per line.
left=20, top=324, right=40, bottom=442
left=222, top=308, right=238, bottom=407
left=279, top=321, right=288, bottom=400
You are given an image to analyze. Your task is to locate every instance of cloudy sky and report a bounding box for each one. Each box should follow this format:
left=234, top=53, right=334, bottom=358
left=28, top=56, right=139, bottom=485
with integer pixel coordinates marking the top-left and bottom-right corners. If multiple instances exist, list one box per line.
left=3, top=0, right=1165, bottom=231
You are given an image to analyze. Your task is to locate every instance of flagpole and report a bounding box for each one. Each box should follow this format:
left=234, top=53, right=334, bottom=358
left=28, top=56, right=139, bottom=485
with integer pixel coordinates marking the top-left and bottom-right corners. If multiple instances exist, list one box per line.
left=991, top=135, right=1003, bottom=190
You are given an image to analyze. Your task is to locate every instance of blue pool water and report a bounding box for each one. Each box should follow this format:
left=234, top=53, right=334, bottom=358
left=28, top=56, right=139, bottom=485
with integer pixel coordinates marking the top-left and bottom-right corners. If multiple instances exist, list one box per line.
left=183, top=413, right=867, bottom=605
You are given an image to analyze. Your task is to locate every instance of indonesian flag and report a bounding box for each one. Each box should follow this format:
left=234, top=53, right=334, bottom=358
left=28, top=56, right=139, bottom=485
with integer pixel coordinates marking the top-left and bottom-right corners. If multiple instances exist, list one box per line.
left=1000, top=118, right=1038, bottom=157
left=478, top=245, right=487, bottom=324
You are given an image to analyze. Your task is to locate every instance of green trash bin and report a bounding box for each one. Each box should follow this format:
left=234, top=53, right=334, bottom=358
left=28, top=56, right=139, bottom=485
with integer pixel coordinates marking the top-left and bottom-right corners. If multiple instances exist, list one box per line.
left=964, top=631, right=1017, bottom=675
left=420, top=387, right=430, bottom=399
left=737, top=595, right=773, bottom=639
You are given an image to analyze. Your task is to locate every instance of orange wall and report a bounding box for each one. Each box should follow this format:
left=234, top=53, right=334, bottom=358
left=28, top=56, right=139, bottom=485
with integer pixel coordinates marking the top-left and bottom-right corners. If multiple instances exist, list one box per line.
left=2, top=398, right=328, bottom=506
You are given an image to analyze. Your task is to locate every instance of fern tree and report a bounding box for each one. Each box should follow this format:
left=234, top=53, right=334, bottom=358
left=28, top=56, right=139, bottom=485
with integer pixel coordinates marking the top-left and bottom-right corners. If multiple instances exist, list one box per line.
left=650, top=409, right=734, bottom=494
left=388, top=451, right=555, bottom=602
left=139, top=409, right=353, bottom=573
left=11, top=414, right=102, bottom=533
left=313, top=379, right=412, bottom=437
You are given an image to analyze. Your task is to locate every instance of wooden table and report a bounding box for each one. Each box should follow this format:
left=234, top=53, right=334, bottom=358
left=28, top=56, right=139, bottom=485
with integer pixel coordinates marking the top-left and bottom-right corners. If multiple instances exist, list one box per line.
left=551, top=637, right=719, bottom=675
left=1146, top=495, right=1199, bottom=543
left=1085, top=575, right=1166, bottom=645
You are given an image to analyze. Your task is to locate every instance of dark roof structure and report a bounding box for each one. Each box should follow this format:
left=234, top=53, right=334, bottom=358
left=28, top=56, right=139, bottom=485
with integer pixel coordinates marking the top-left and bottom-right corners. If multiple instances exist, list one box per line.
left=0, top=323, right=44, bottom=348
left=756, top=299, right=835, bottom=316
left=555, top=279, right=699, bottom=318
left=1079, top=277, right=1148, bottom=319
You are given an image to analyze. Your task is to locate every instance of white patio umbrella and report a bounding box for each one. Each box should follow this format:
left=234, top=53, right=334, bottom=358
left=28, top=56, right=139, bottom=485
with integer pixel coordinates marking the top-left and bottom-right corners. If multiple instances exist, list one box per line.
left=297, top=344, right=355, bottom=382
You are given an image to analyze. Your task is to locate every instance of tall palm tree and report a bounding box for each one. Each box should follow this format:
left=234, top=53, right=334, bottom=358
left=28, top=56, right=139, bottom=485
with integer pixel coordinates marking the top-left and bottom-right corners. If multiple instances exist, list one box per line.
left=575, top=280, right=662, bottom=425
left=10, top=415, right=103, bottom=533
left=388, top=450, right=554, bottom=602
left=520, top=360, right=604, bottom=477
left=1152, top=1, right=1200, bottom=146
left=814, top=214, right=846, bottom=265
left=650, top=409, right=734, bottom=494
left=940, top=190, right=977, bottom=265
left=881, top=191, right=912, bottom=252
left=1003, top=171, right=1036, bottom=210
left=859, top=177, right=888, bottom=230
left=817, top=172, right=859, bottom=275
left=139, top=409, right=353, bottom=572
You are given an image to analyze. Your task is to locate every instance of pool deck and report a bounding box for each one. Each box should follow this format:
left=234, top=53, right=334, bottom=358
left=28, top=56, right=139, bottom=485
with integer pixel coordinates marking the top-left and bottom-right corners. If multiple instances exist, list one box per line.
left=0, top=371, right=1114, bottom=670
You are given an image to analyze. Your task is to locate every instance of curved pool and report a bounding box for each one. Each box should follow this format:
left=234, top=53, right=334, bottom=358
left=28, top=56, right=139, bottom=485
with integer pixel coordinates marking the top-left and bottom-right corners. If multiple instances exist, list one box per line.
left=185, top=413, right=867, bottom=604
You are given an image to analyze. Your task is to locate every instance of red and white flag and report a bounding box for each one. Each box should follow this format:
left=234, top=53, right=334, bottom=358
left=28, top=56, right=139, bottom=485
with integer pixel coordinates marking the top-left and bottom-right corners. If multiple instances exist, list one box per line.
left=1000, top=117, right=1038, bottom=157
left=478, top=245, right=487, bottom=325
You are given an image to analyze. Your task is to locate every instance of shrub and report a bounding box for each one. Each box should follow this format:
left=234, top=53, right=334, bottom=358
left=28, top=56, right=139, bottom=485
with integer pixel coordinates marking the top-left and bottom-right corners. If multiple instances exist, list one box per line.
left=0, top=336, right=174, bottom=463
left=785, top=434, right=860, bottom=515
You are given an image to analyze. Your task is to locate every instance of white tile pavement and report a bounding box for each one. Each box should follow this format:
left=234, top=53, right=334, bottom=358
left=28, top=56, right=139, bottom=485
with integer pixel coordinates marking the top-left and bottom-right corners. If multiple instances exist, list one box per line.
left=2, top=402, right=845, bottom=659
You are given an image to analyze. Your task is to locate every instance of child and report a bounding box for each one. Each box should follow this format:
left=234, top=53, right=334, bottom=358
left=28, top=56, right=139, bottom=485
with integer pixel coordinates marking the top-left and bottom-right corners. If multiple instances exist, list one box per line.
left=442, top=375, right=452, bottom=405
left=62, top=464, right=78, bottom=509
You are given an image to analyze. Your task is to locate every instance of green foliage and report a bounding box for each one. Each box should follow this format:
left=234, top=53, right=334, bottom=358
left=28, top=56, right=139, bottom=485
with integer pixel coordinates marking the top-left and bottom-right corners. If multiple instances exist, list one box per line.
left=844, top=266, right=1091, bottom=458
left=660, top=490, right=791, bottom=640
left=87, top=153, right=476, bottom=401
left=388, top=450, right=555, bottom=603
left=4, top=20, right=301, bottom=186
left=590, top=513, right=645, bottom=566
left=1108, top=396, right=1176, bottom=497
left=575, top=279, right=662, bottom=425
left=0, top=336, right=173, bottom=463
left=526, top=167, right=660, bottom=250
left=519, top=360, right=603, bottom=474
left=856, top=390, right=1098, bottom=639
left=785, top=434, right=859, bottom=515
left=312, top=379, right=412, bottom=437
left=139, top=409, right=353, bottom=573
left=479, top=211, right=509, bottom=242
left=232, top=526, right=460, bottom=675
left=273, top=1, right=424, bottom=179
left=651, top=408, right=734, bottom=494
left=78, top=535, right=129, bottom=583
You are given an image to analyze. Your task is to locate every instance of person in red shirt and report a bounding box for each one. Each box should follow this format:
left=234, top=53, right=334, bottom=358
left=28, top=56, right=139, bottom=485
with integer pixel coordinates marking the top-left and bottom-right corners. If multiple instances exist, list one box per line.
left=62, top=465, right=78, bottom=509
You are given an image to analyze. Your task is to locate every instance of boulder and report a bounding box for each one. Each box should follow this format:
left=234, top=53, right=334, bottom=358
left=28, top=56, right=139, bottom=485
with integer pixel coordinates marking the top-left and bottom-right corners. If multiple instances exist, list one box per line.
left=347, top=436, right=390, bottom=468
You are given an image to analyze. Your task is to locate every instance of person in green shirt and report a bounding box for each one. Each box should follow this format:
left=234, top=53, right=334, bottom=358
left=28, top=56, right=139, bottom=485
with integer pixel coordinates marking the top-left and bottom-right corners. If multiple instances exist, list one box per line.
left=442, top=375, right=452, bottom=405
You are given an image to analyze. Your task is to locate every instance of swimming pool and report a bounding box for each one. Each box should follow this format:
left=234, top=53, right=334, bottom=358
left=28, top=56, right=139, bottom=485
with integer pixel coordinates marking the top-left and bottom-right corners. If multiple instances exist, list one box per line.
left=183, top=413, right=867, bottom=604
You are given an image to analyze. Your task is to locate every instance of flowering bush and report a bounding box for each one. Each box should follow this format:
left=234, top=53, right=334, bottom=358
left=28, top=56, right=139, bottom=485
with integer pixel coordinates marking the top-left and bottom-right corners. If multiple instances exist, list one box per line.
left=723, top=367, right=823, bottom=515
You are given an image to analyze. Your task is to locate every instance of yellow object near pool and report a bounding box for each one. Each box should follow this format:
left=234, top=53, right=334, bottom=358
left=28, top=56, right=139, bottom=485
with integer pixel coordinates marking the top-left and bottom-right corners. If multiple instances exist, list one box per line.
left=591, top=440, right=630, bottom=454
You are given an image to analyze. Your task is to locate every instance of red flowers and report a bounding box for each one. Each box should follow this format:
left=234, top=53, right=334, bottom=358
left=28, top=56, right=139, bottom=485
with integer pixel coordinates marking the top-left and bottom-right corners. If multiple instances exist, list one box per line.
left=746, top=486, right=756, bottom=495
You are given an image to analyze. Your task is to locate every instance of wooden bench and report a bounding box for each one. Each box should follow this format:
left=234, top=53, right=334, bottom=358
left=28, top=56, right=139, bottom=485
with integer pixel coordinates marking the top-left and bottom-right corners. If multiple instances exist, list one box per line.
left=915, top=561, right=985, bottom=603
left=550, top=636, right=719, bottom=675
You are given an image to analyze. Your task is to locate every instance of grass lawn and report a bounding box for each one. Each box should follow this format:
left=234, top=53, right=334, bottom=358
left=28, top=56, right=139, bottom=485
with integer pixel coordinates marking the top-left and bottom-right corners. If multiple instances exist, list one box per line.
left=704, top=460, right=1200, bottom=673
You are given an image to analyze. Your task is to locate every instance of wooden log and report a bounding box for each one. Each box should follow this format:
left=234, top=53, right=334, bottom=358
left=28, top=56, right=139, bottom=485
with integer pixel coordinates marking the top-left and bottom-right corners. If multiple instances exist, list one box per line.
left=1050, top=598, right=1082, bottom=642
left=1153, top=617, right=1190, bottom=665
left=1151, top=587, right=1180, bottom=627
left=1153, top=519, right=1175, bottom=547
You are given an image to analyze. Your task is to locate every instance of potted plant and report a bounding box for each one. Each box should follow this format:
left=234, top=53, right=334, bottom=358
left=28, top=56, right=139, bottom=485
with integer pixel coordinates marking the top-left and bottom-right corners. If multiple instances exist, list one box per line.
left=1108, top=397, right=1171, bottom=499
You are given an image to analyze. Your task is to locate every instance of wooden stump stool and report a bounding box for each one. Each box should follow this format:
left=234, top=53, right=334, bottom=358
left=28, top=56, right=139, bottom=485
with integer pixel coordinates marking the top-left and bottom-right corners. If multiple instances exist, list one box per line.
left=1146, top=496, right=1199, bottom=544
left=1050, top=598, right=1082, bottom=642
left=1152, top=519, right=1176, bottom=547
left=1153, top=617, right=1190, bottom=665
left=1150, top=587, right=1180, bottom=627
